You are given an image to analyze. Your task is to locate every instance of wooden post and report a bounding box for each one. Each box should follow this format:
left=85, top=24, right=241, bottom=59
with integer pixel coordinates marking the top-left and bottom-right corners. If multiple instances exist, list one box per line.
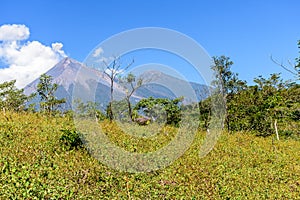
left=274, top=119, right=279, bottom=141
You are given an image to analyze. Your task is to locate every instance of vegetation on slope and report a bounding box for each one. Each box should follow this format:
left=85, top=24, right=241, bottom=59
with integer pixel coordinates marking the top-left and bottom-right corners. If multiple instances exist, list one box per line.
left=0, top=40, right=299, bottom=199
left=1, top=111, right=299, bottom=199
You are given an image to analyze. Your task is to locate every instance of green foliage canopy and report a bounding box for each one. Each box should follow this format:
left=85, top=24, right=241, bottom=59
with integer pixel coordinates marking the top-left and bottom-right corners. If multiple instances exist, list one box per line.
left=0, top=80, right=32, bottom=112
left=134, top=97, right=183, bottom=126
left=37, top=74, right=66, bottom=113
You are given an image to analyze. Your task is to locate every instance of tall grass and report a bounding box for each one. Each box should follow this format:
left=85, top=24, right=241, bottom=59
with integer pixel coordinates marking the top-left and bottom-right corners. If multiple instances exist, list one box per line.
left=0, top=111, right=299, bottom=199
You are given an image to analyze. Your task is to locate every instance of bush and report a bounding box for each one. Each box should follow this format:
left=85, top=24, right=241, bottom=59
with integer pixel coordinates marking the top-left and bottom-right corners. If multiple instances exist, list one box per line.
left=59, top=129, right=83, bottom=150
left=134, top=97, right=183, bottom=126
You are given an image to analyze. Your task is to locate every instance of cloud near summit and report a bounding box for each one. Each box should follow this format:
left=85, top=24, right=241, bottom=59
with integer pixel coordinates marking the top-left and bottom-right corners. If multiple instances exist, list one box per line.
left=0, top=24, right=66, bottom=88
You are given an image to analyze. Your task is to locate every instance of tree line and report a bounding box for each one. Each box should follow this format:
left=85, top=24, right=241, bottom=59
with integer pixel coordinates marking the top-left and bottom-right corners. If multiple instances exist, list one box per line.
left=198, top=56, right=299, bottom=138
left=0, top=74, right=66, bottom=114
left=0, top=41, right=299, bottom=138
left=198, top=40, right=299, bottom=138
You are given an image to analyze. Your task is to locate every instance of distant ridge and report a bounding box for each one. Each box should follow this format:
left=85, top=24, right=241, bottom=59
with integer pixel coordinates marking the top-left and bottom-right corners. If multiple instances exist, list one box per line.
left=24, top=57, right=209, bottom=110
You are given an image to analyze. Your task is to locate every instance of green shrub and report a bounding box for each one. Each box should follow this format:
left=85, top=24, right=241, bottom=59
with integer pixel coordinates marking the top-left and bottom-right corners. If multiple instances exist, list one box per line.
left=59, top=129, right=83, bottom=150
left=134, top=97, right=183, bottom=126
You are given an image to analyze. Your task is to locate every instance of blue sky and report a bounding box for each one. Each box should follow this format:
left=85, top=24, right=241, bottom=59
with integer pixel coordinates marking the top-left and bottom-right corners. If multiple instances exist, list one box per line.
left=0, top=0, right=299, bottom=87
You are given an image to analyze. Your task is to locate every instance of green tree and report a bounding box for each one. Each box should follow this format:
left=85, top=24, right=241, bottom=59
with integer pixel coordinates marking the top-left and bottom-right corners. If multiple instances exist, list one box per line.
left=120, top=73, right=143, bottom=121
left=211, top=56, right=247, bottom=131
left=253, top=74, right=298, bottom=136
left=37, top=74, right=66, bottom=113
left=0, top=80, right=33, bottom=112
left=227, top=73, right=299, bottom=137
left=73, top=99, right=106, bottom=121
left=111, top=99, right=131, bottom=121
left=197, top=98, right=211, bottom=130
left=134, top=97, right=183, bottom=126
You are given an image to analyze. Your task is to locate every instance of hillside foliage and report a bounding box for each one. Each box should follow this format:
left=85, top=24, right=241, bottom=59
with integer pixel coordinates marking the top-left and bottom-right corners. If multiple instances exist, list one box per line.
left=37, top=73, right=66, bottom=113
left=0, top=40, right=299, bottom=198
left=0, top=112, right=299, bottom=198
left=0, top=80, right=33, bottom=112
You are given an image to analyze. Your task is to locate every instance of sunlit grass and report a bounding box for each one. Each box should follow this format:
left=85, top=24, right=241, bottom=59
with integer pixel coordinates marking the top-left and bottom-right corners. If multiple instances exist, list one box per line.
left=0, top=111, right=299, bottom=199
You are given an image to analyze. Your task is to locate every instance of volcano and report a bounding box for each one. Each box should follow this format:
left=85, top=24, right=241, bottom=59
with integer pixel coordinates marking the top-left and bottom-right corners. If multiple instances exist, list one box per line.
left=24, top=57, right=209, bottom=111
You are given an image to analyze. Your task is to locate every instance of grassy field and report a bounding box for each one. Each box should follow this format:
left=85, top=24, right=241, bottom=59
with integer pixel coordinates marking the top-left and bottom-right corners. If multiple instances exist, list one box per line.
left=0, top=111, right=300, bottom=199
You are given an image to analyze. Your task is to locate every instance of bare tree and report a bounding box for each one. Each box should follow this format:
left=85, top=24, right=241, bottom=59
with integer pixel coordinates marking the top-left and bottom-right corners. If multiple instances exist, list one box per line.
left=103, top=56, right=134, bottom=120
left=270, top=40, right=300, bottom=80
left=270, top=55, right=299, bottom=77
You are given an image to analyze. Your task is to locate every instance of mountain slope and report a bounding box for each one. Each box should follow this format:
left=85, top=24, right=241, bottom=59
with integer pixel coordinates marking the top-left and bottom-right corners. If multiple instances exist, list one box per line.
left=24, top=57, right=209, bottom=110
left=136, top=70, right=209, bottom=103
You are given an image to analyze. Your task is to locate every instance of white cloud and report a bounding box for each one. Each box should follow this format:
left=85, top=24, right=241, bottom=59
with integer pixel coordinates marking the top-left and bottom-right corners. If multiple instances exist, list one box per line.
left=52, top=42, right=66, bottom=57
left=0, top=24, right=66, bottom=88
left=92, top=47, right=103, bottom=57
left=0, top=24, right=30, bottom=41
left=104, top=68, right=124, bottom=75
left=96, top=56, right=115, bottom=64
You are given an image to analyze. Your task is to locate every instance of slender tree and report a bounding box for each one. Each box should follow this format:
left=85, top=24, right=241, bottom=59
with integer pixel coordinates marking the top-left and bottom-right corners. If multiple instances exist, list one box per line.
left=103, top=57, right=134, bottom=121
left=119, top=73, right=144, bottom=121
left=37, top=74, right=66, bottom=113
left=211, top=56, right=247, bottom=131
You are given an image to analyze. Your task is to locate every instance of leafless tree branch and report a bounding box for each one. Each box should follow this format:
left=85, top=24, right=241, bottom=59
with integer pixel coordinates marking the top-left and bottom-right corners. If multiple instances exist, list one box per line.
left=270, top=55, right=298, bottom=76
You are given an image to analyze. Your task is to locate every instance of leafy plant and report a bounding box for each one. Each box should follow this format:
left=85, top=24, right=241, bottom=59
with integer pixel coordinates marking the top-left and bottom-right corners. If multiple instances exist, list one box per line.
left=134, top=97, right=183, bottom=126
left=37, top=73, right=66, bottom=113
left=0, top=80, right=33, bottom=112
left=73, top=99, right=106, bottom=121
left=119, top=72, right=144, bottom=121
left=59, top=129, right=83, bottom=150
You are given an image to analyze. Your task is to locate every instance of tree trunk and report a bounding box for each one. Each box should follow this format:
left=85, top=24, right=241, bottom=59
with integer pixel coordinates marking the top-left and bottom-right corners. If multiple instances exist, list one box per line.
left=127, top=98, right=133, bottom=121
left=107, top=102, right=113, bottom=121
left=108, top=78, right=114, bottom=121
